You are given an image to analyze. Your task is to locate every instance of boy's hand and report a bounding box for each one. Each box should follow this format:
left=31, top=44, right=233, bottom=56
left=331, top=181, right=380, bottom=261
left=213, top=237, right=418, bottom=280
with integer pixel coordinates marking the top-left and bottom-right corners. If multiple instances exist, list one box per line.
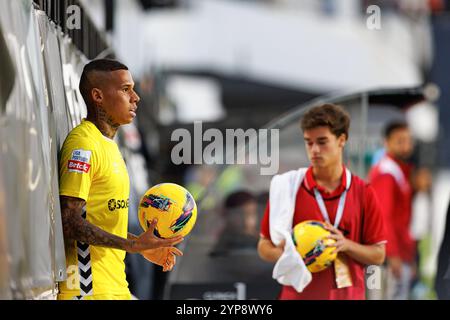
left=324, top=223, right=350, bottom=254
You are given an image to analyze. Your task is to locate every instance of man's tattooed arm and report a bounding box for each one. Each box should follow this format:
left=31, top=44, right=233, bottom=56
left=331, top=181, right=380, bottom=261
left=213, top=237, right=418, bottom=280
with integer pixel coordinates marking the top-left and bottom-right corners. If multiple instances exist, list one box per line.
left=60, top=195, right=134, bottom=251
left=60, top=196, right=184, bottom=253
left=128, top=233, right=138, bottom=240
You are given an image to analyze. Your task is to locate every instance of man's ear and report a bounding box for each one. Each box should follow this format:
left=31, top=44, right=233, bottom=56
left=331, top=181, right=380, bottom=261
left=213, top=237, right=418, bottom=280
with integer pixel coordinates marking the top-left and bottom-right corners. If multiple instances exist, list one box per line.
left=91, top=88, right=103, bottom=105
left=338, top=134, right=346, bottom=148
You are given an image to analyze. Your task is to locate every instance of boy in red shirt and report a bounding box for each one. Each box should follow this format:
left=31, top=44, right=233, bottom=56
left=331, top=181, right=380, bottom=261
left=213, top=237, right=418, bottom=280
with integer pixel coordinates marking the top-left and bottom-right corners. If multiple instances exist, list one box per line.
left=258, top=104, right=386, bottom=300
left=368, top=122, right=415, bottom=299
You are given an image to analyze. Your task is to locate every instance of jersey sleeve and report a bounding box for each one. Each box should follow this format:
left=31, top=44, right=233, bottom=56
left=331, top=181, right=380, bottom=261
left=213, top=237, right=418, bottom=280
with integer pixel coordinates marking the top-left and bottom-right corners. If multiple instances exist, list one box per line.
left=259, top=200, right=271, bottom=239
left=59, top=136, right=97, bottom=201
left=369, top=174, right=399, bottom=256
left=361, top=183, right=387, bottom=246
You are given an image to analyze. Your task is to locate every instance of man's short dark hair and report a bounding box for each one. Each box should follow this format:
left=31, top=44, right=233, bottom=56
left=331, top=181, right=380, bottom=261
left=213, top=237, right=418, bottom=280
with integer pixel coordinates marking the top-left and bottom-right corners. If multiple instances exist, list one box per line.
left=384, top=121, right=408, bottom=139
left=79, top=59, right=128, bottom=107
left=301, top=103, right=351, bottom=140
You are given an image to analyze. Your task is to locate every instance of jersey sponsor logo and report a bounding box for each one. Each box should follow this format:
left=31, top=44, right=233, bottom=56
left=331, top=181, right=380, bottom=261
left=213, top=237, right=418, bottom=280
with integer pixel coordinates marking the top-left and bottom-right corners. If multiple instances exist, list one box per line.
left=108, top=198, right=129, bottom=211
left=68, top=149, right=92, bottom=173
left=68, top=160, right=91, bottom=173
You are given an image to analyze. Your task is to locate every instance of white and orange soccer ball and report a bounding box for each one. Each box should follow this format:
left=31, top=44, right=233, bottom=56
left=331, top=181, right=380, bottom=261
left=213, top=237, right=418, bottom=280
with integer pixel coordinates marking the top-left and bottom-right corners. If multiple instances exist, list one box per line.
left=292, top=220, right=337, bottom=273
left=138, top=183, right=197, bottom=239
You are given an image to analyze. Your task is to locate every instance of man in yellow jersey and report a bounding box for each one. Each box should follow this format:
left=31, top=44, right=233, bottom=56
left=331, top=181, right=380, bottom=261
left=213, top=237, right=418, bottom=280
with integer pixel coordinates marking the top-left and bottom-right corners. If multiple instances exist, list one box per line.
left=57, top=59, right=184, bottom=300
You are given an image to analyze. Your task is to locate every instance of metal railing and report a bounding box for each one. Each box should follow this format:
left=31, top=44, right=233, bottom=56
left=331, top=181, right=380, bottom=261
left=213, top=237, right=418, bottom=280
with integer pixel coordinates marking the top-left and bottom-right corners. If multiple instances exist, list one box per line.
left=32, top=0, right=111, bottom=60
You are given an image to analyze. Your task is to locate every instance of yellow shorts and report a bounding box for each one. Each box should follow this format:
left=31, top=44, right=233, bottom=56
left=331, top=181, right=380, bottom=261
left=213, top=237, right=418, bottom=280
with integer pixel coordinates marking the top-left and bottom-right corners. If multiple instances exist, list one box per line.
left=57, top=292, right=132, bottom=300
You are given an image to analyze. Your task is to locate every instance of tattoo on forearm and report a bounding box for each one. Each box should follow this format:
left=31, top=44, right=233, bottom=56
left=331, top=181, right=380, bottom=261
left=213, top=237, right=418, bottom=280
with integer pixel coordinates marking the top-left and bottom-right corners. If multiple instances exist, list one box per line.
left=60, top=196, right=132, bottom=251
left=128, top=233, right=138, bottom=240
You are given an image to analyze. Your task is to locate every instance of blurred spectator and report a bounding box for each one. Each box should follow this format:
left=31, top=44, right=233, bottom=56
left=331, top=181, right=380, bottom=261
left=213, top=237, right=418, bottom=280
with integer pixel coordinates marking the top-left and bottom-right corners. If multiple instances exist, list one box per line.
left=428, top=0, right=446, bottom=12
left=369, top=121, right=416, bottom=300
left=186, top=166, right=217, bottom=210
left=210, top=190, right=259, bottom=256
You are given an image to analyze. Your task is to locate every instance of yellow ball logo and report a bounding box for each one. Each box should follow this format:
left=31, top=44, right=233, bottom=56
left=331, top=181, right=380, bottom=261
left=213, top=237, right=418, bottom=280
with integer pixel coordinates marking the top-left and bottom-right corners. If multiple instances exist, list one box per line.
left=293, top=220, right=337, bottom=273
left=138, top=183, right=197, bottom=239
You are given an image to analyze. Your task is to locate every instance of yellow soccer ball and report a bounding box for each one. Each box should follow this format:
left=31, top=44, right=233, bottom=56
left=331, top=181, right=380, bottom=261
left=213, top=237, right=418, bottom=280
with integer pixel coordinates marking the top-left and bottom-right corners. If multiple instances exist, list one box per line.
left=292, top=220, right=337, bottom=273
left=138, top=183, right=197, bottom=238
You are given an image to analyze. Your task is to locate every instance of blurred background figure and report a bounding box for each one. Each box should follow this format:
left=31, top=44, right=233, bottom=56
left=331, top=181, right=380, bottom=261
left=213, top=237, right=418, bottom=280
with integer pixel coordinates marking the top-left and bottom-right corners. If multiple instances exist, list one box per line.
left=368, top=121, right=416, bottom=300
left=368, top=121, right=435, bottom=300
left=185, top=166, right=219, bottom=212
left=210, top=190, right=259, bottom=256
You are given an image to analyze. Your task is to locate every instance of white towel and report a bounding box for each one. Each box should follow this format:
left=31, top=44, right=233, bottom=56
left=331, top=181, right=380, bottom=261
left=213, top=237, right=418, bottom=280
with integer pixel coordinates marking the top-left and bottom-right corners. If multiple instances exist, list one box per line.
left=269, top=168, right=312, bottom=292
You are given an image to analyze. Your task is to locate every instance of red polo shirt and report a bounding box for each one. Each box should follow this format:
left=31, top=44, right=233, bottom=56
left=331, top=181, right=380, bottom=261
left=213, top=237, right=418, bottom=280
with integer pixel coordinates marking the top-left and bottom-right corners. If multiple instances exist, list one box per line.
left=260, top=166, right=386, bottom=300
left=368, top=155, right=415, bottom=263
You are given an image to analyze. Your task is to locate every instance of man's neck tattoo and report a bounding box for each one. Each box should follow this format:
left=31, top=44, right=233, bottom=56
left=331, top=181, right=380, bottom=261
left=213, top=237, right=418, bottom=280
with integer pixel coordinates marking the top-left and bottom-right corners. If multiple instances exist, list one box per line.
left=87, top=105, right=120, bottom=139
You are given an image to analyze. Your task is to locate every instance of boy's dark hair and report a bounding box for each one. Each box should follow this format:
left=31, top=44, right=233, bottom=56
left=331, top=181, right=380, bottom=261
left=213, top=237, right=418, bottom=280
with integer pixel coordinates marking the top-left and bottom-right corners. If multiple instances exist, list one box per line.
left=79, top=59, right=128, bottom=107
left=384, top=121, right=408, bottom=139
left=300, top=103, right=351, bottom=140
